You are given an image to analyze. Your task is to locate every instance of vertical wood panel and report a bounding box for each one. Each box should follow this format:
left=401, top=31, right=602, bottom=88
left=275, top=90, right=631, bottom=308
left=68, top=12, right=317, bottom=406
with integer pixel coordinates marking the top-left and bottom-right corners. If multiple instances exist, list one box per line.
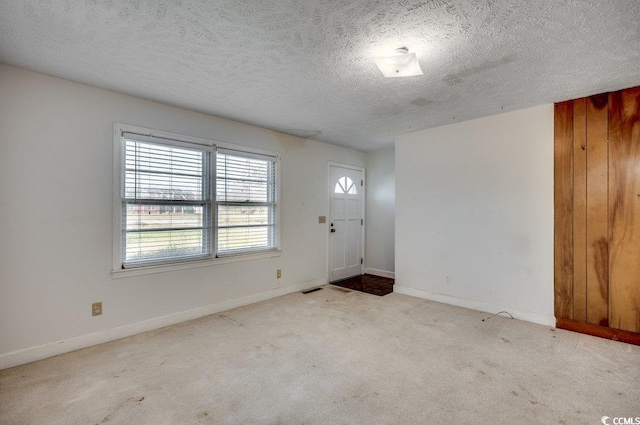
left=586, top=94, right=609, bottom=326
left=608, top=87, right=640, bottom=333
left=554, top=101, right=574, bottom=319
left=573, top=98, right=588, bottom=322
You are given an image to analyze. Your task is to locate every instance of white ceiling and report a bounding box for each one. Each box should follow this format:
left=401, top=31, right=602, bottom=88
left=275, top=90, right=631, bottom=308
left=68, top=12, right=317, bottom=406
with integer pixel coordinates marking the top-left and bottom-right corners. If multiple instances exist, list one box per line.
left=1, top=1, right=639, bottom=151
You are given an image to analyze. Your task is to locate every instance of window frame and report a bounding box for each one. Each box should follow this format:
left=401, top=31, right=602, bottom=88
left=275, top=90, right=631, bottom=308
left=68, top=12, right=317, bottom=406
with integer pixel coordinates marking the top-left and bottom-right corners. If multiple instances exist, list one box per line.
left=112, top=123, right=281, bottom=277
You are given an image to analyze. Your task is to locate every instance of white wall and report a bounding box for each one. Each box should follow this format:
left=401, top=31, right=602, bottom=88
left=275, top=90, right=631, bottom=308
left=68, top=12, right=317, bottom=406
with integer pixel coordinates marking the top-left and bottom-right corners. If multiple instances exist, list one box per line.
left=395, top=105, right=554, bottom=326
left=364, top=147, right=395, bottom=277
left=0, top=65, right=365, bottom=368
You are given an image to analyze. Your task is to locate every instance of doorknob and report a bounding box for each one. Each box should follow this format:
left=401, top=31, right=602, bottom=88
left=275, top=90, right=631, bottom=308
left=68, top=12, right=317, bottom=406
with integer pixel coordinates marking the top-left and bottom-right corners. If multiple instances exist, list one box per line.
left=330, top=228, right=336, bottom=233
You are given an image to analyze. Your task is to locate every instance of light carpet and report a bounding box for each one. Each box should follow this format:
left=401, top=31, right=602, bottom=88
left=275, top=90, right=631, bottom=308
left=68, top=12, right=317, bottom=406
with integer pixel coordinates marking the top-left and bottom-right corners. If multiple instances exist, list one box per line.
left=1, top=285, right=638, bottom=424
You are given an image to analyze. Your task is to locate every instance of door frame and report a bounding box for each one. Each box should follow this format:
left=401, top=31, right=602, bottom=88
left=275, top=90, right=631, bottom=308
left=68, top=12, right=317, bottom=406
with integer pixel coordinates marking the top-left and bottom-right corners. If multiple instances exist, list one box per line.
left=327, top=161, right=365, bottom=282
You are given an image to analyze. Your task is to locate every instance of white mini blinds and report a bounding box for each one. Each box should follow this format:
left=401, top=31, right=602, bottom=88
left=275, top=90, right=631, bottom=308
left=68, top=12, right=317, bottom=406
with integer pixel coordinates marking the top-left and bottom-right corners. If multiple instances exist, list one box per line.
left=216, top=148, right=278, bottom=256
left=117, top=129, right=279, bottom=269
left=121, top=133, right=214, bottom=267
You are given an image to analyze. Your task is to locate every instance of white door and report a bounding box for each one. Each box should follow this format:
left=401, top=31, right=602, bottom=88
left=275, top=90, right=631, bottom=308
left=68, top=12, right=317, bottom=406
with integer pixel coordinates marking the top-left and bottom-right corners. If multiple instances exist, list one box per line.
left=329, top=164, right=364, bottom=282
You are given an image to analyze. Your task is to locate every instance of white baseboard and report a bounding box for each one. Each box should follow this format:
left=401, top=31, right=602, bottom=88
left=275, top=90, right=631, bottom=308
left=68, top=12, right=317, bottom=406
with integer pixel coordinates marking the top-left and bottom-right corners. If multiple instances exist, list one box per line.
left=393, top=285, right=555, bottom=327
left=364, top=268, right=395, bottom=279
left=0, top=279, right=325, bottom=371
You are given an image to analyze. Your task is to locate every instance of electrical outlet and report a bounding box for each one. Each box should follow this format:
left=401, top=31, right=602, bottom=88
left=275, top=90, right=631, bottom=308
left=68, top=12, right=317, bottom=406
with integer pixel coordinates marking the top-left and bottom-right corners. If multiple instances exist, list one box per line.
left=277, top=269, right=282, bottom=279
left=318, top=216, right=326, bottom=223
left=92, top=302, right=102, bottom=316
left=445, top=275, right=452, bottom=285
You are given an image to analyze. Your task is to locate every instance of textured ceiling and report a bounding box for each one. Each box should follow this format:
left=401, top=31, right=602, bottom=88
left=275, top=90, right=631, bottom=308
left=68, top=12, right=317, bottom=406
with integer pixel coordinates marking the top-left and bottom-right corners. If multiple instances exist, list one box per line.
left=1, top=1, right=639, bottom=151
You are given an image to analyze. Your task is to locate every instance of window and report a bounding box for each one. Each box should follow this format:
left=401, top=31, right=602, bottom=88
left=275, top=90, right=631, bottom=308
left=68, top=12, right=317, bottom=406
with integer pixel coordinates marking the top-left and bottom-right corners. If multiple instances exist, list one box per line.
left=120, top=133, right=213, bottom=267
left=334, top=176, right=357, bottom=194
left=114, top=125, right=280, bottom=270
left=216, top=149, right=278, bottom=256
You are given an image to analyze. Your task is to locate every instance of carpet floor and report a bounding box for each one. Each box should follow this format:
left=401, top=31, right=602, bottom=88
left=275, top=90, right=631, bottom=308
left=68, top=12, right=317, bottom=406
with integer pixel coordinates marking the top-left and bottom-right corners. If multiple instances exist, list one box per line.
left=1, top=285, right=638, bottom=424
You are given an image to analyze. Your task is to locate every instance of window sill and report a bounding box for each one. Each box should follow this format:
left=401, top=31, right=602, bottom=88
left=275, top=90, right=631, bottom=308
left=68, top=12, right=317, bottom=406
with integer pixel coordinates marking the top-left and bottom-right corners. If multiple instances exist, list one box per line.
left=111, top=250, right=281, bottom=279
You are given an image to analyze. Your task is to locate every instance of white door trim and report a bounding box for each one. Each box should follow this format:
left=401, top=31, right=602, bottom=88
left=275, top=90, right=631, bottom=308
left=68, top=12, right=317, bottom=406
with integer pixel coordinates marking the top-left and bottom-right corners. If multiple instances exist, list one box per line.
left=327, top=161, right=365, bottom=281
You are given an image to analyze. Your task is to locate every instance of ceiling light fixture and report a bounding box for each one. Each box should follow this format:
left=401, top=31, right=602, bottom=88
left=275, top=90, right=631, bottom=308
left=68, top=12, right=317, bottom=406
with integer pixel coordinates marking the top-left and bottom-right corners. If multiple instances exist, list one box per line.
left=374, top=47, right=423, bottom=78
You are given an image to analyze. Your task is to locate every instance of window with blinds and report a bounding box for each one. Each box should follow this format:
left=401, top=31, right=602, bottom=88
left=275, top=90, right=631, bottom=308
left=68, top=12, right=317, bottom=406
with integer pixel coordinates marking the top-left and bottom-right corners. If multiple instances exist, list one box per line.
left=216, top=148, right=278, bottom=256
left=121, top=133, right=213, bottom=267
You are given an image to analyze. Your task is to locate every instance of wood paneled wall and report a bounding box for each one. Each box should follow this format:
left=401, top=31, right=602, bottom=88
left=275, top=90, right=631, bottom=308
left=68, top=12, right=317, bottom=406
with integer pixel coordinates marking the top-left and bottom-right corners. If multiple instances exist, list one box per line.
left=609, top=88, right=640, bottom=332
left=554, top=86, right=640, bottom=341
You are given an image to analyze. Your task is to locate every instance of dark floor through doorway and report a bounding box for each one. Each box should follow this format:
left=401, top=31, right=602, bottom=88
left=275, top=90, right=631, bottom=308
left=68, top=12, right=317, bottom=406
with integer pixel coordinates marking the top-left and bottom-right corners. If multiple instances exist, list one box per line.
left=331, top=274, right=394, bottom=296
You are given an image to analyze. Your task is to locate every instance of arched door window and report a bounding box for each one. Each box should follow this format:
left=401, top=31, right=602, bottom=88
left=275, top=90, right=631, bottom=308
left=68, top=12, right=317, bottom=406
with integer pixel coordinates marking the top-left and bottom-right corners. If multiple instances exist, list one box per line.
left=334, top=176, right=357, bottom=194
